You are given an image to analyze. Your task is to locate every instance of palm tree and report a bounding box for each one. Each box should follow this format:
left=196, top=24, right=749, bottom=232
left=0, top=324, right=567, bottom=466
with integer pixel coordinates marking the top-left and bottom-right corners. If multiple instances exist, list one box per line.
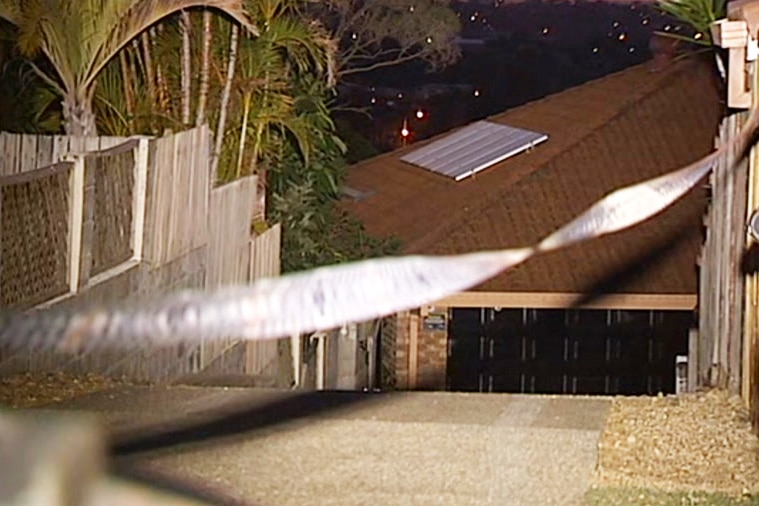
left=657, top=0, right=726, bottom=46
left=213, top=21, right=239, bottom=175
left=229, top=0, right=335, bottom=179
left=195, top=8, right=213, bottom=126
left=180, top=9, right=192, bottom=125
left=0, top=0, right=256, bottom=138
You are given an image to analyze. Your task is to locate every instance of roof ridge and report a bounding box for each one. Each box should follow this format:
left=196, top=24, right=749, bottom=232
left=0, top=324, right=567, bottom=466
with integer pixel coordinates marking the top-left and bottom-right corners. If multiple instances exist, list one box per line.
left=404, top=57, right=709, bottom=254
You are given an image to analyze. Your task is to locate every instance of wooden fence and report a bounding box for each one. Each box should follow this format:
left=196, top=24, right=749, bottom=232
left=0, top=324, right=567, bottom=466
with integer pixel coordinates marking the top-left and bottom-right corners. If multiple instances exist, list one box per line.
left=1, top=161, right=73, bottom=307
left=698, top=113, right=749, bottom=393
left=199, top=175, right=283, bottom=380
left=745, top=79, right=759, bottom=431
left=0, top=132, right=129, bottom=175
left=0, top=127, right=283, bottom=383
left=246, top=224, right=282, bottom=379
left=143, top=127, right=209, bottom=266
left=700, top=106, right=759, bottom=433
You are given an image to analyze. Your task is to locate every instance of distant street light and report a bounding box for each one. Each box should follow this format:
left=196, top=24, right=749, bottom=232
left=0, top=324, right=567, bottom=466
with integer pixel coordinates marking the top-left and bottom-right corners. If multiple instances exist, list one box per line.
left=401, top=118, right=410, bottom=146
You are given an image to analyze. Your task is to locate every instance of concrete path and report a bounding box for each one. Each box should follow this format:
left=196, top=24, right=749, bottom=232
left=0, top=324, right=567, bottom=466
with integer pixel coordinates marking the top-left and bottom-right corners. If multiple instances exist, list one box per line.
left=50, top=387, right=610, bottom=506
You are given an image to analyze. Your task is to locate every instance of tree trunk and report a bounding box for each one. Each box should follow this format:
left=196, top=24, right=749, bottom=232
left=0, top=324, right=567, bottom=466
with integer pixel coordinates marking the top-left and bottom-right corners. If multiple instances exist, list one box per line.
left=236, top=91, right=252, bottom=179
left=180, top=10, right=193, bottom=126
left=212, top=23, right=239, bottom=178
left=151, top=26, right=171, bottom=116
left=119, top=48, right=135, bottom=131
left=62, top=91, right=97, bottom=145
left=141, top=32, right=156, bottom=104
left=196, top=9, right=213, bottom=127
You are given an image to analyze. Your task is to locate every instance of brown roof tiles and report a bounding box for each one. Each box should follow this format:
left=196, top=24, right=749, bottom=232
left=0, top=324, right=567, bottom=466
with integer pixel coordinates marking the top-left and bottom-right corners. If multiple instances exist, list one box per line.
left=342, top=56, right=724, bottom=295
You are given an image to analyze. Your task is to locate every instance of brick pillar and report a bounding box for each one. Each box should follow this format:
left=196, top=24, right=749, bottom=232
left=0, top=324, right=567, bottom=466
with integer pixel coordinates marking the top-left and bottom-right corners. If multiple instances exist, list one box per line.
left=394, top=311, right=411, bottom=389
left=416, top=307, right=448, bottom=390
left=383, top=309, right=449, bottom=391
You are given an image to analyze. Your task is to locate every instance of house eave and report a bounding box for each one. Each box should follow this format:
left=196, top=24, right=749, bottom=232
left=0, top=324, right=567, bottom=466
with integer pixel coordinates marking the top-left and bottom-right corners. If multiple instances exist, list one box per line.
left=433, top=291, right=697, bottom=311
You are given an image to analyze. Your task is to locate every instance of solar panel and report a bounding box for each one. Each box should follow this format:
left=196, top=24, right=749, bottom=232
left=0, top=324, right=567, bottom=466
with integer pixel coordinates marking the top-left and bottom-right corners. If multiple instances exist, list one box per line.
left=400, top=121, right=548, bottom=181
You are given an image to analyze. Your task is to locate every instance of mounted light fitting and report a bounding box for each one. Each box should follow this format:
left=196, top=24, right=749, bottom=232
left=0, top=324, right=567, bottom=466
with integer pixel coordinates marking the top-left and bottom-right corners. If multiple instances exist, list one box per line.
left=748, top=208, right=759, bottom=242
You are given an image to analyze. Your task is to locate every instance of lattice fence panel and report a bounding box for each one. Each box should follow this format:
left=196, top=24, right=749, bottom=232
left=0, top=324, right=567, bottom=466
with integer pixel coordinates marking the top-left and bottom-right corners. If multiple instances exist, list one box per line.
left=1, top=164, right=71, bottom=308
left=380, top=315, right=398, bottom=389
left=89, top=146, right=135, bottom=276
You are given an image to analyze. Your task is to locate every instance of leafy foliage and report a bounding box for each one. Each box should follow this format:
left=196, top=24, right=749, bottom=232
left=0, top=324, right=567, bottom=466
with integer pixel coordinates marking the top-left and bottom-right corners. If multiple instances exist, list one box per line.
left=0, top=0, right=255, bottom=136
left=220, top=0, right=336, bottom=181
left=0, top=57, right=61, bottom=132
left=268, top=132, right=400, bottom=272
left=656, top=0, right=726, bottom=45
left=0, top=0, right=401, bottom=272
left=304, top=0, right=461, bottom=77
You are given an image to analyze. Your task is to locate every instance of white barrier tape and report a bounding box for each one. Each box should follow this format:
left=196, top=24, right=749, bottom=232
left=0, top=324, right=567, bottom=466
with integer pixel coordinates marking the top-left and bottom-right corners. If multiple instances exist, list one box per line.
left=2, top=108, right=757, bottom=352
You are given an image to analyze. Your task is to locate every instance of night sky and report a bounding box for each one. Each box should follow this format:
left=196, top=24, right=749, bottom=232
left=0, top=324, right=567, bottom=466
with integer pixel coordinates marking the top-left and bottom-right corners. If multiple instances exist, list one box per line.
left=337, top=0, right=693, bottom=158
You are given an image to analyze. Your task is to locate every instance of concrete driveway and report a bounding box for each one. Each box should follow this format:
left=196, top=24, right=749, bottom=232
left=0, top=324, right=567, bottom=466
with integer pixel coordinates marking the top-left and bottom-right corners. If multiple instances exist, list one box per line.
left=52, top=387, right=610, bottom=506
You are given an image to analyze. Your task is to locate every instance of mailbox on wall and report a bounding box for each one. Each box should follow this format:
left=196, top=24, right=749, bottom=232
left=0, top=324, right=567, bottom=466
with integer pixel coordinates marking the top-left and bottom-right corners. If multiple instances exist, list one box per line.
left=423, top=312, right=447, bottom=331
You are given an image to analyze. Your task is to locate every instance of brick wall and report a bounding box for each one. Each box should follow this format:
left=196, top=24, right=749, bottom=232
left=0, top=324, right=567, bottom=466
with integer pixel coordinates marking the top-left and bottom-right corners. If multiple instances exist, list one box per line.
left=395, top=311, right=411, bottom=388
left=379, top=311, right=412, bottom=389
left=379, top=308, right=449, bottom=391
left=416, top=324, right=447, bottom=390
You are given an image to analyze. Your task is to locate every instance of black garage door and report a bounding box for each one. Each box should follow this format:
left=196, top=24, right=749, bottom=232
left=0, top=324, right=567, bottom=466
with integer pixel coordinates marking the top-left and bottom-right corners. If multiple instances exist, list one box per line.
left=446, top=307, right=691, bottom=395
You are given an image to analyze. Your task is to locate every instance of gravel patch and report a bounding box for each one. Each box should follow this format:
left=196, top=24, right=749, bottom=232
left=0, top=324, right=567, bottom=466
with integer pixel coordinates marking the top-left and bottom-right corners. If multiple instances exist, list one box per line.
left=0, top=372, right=134, bottom=408
left=4, top=374, right=758, bottom=500
left=594, top=389, right=759, bottom=497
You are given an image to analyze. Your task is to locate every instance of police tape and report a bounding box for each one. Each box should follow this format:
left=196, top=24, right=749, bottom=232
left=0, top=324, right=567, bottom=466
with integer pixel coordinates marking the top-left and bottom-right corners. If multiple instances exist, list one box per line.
left=2, top=108, right=758, bottom=353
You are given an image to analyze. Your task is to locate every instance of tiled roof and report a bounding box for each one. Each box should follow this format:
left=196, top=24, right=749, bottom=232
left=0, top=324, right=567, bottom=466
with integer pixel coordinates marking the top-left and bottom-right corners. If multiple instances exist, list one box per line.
left=342, top=56, right=724, bottom=295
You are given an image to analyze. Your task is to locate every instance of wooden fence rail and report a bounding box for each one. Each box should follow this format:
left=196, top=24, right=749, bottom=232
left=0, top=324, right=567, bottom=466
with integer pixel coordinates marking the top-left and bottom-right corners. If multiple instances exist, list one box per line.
left=1, top=139, right=150, bottom=309
left=0, top=132, right=129, bottom=175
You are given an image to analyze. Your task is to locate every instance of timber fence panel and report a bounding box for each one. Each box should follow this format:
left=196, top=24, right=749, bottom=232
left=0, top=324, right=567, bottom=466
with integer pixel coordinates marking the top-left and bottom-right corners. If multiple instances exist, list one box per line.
left=0, top=132, right=130, bottom=175
left=143, top=126, right=210, bottom=265
left=0, top=127, right=286, bottom=383
left=245, top=224, right=282, bottom=377
left=0, top=162, right=73, bottom=308
left=206, top=175, right=256, bottom=288
left=21, top=135, right=37, bottom=173
left=200, top=175, right=257, bottom=373
left=86, top=141, right=139, bottom=276
left=746, top=105, right=759, bottom=434
left=699, top=113, right=748, bottom=391
left=35, top=136, right=54, bottom=168
left=250, top=223, right=282, bottom=280
left=0, top=132, right=21, bottom=175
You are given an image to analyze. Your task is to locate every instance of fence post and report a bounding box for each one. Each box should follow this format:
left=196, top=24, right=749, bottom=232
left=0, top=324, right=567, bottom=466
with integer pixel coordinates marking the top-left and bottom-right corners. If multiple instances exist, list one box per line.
left=0, top=411, right=104, bottom=506
left=78, top=155, right=96, bottom=288
left=67, top=156, right=85, bottom=292
left=131, top=138, right=150, bottom=262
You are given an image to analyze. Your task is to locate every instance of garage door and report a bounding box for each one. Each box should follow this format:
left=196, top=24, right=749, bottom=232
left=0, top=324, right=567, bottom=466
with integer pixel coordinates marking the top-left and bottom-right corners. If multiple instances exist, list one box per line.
left=446, top=308, right=691, bottom=395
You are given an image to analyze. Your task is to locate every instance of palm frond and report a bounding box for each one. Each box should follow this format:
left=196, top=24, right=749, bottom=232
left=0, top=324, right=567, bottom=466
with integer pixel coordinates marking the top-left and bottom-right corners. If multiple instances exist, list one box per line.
left=0, top=0, right=22, bottom=25
left=0, top=0, right=257, bottom=104
left=657, top=0, right=726, bottom=44
left=85, top=0, right=257, bottom=89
